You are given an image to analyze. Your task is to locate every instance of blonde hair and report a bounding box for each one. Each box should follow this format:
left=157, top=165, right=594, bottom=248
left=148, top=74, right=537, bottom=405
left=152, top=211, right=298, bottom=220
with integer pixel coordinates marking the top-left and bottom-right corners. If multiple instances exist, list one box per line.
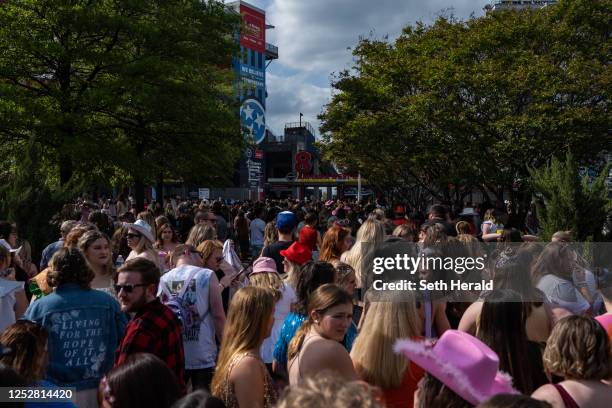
left=186, top=224, right=216, bottom=248
left=250, top=272, right=284, bottom=302
left=455, top=221, right=471, bottom=235
left=284, top=258, right=302, bottom=289
left=263, top=221, right=278, bottom=247
left=351, top=290, right=421, bottom=389
left=211, top=287, right=275, bottom=396
left=341, top=218, right=384, bottom=288
left=287, top=284, right=353, bottom=361
left=77, top=230, right=114, bottom=276
left=543, top=315, right=611, bottom=381
left=197, top=239, right=223, bottom=265
left=132, top=231, right=155, bottom=254
left=276, top=372, right=382, bottom=408
left=137, top=211, right=157, bottom=239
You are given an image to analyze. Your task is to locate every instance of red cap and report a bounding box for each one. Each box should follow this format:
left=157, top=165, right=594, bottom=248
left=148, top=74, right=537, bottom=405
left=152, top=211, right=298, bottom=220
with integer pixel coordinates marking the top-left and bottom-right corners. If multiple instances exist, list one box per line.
left=298, top=226, right=317, bottom=251
left=280, top=241, right=312, bottom=265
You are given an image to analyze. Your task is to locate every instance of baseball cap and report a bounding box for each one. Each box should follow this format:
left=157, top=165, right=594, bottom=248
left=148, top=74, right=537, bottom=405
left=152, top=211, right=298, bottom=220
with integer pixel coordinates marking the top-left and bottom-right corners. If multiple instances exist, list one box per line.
left=276, top=211, right=297, bottom=231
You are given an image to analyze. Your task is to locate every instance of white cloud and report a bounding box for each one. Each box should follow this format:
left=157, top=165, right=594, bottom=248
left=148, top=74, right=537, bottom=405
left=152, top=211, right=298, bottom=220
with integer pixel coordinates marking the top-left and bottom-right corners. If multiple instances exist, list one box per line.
left=265, top=71, right=331, bottom=137
left=266, top=0, right=490, bottom=74
left=261, top=0, right=491, bottom=134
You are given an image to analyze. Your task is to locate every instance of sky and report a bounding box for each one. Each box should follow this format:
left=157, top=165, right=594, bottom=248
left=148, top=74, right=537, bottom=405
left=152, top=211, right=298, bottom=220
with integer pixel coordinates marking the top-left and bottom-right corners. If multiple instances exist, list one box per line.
left=239, top=0, right=493, bottom=137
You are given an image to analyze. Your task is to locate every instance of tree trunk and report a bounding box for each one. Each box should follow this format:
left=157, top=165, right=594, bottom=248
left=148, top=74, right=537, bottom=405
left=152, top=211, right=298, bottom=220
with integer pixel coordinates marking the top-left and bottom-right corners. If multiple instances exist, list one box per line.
left=134, top=178, right=145, bottom=212
left=156, top=172, right=164, bottom=208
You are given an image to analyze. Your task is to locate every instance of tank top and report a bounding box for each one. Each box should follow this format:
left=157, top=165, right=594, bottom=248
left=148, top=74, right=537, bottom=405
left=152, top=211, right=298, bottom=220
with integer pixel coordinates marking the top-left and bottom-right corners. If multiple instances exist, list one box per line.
left=217, top=352, right=276, bottom=408
left=552, top=384, right=579, bottom=408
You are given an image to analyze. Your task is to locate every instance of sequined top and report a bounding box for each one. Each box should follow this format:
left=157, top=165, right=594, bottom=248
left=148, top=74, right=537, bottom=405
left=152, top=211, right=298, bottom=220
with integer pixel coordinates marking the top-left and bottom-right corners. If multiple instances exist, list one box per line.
left=217, top=352, right=277, bottom=408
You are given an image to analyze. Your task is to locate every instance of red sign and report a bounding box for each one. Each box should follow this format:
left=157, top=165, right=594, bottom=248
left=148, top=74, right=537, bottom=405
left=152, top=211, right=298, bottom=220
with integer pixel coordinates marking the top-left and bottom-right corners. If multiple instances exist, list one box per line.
left=240, top=4, right=265, bottom=53
left=294, top=151, right=313, bottom=174
left=255, top=149, right=264, bottom=159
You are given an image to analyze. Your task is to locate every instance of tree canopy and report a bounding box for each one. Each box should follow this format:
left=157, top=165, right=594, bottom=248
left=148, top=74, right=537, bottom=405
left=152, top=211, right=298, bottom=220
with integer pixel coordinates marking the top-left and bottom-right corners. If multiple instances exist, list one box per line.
left=318, top=0, right=611, bottom=209
left=0, top=0, right=243, bottom=191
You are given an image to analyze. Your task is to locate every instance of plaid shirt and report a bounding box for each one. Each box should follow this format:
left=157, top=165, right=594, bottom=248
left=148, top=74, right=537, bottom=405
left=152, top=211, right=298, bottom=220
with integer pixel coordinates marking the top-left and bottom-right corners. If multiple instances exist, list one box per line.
left=114, top=298, right=185, bottom=391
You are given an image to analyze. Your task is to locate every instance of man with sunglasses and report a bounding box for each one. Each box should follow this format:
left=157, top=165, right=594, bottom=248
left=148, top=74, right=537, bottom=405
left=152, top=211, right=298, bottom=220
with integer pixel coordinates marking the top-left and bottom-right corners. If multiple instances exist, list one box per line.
left=158, top=244, right=226, bottom=391
left=114, top=258, right=186, bottom=394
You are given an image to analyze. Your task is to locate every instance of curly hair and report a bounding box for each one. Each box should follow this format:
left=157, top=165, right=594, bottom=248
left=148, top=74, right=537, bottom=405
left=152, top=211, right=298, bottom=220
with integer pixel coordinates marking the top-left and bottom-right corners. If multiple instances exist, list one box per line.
left=276, top=371, right=382, bottom=408
left=46, top=247, right=94, bottom=289
left=542, top=315, right=611, bottom=381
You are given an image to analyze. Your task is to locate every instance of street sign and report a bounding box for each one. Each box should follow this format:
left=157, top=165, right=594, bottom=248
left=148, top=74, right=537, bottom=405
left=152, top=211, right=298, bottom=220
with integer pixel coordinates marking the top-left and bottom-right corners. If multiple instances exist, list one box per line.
left=286, top=172, right=296, bottom=181
left=198, top=188, right=210, bottom=200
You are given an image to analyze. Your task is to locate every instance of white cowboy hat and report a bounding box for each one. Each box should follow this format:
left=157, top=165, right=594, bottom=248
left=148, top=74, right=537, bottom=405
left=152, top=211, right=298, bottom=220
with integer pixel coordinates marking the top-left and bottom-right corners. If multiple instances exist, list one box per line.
left=124, top=219, right=155, bottom=243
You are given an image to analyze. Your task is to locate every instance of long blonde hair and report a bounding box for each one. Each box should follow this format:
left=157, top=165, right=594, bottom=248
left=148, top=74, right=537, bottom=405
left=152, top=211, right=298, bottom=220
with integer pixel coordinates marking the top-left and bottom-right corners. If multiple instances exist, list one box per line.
left=211, top=287, right=275, bottom=396
left=186, top=224, right=216, bottom=248
left=250, top=272, right=284, bottom=302
left=350, top=290, right=421, bottom=389
left=341, top=218, right=384, bottom=288
left=197, top=239, right=223, bottom=265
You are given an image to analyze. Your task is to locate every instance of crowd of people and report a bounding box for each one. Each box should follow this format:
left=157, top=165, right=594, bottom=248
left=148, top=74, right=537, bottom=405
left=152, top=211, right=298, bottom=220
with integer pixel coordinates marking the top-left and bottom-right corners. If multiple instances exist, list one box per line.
left=0, top=195, right=611, bottom=408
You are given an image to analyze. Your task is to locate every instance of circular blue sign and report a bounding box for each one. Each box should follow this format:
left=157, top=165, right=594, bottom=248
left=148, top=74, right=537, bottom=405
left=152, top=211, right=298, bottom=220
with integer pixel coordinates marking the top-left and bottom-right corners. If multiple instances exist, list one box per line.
left=240, top=98, right=266, bottom=144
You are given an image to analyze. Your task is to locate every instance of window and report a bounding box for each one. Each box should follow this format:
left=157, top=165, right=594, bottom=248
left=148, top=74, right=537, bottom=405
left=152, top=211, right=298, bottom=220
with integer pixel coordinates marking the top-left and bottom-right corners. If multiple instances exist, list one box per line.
left=251, top=50, right=256, bottom=66
left=258, top=52, right=263, bottom=69
left=243, top=48, right=248, bottom=65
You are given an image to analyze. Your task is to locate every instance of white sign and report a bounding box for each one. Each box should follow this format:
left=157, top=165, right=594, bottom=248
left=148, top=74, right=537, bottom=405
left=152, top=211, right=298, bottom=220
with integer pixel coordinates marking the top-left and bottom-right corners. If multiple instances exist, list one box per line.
left=198, top=188, right=210, bottom=200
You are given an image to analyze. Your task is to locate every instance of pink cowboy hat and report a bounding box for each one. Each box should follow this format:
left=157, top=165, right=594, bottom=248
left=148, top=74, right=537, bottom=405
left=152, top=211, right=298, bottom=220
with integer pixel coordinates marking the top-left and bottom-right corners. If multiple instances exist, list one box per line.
left=394, top=330, right=518, bottom=406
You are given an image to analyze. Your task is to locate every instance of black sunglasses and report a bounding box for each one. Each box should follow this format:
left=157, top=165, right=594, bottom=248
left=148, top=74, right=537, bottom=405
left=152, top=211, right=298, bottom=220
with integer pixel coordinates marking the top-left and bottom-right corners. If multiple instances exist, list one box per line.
left=114, top=283, right=147, bottom=293
left=126, top=233, right=141, bottom=239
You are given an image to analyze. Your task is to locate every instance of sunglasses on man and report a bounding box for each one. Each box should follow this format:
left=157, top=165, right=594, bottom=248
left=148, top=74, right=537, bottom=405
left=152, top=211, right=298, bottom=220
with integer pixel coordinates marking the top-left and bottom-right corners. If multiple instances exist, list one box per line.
left=114, top=283, right=148, bottom=293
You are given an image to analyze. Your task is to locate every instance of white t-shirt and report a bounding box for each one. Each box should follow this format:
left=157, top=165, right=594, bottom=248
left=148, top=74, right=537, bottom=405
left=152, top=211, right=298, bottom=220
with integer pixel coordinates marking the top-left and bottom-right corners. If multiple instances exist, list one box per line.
left=537, top=274, right=590, bottom=315
left=159, top=265, right=217, bottom=369
left=250, top=218, right=266, bottom=246
left=260, top=283, right=296, bottom=363
left=0, top=279, right=24, bottom=333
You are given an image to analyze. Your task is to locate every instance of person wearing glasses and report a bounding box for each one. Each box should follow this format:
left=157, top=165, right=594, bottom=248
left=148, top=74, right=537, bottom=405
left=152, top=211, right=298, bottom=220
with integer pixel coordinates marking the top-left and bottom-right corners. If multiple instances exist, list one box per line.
left=124, top=219, right=163, bottom=271
left=158, top=244, right=226, bottom=391
left=23, top=247, right=127, bottom=408
left=113, top=258, right=186, bottom=394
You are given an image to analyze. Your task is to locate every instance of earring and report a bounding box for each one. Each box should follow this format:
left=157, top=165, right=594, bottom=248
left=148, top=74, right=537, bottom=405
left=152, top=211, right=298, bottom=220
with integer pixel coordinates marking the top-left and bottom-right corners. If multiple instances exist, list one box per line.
left=315, top=320, right=319, bottom=323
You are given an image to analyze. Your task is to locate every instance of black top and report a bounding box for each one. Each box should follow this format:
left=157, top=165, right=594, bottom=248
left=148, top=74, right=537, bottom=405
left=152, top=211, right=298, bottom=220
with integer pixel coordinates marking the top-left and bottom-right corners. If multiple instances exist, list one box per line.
left=262, top=240, right=293, bottom=275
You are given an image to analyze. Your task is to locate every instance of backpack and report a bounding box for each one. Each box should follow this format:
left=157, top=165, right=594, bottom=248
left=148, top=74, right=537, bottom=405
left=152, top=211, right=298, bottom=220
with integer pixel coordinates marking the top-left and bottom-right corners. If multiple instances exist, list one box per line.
left=160, top=268, right=206, bottom=333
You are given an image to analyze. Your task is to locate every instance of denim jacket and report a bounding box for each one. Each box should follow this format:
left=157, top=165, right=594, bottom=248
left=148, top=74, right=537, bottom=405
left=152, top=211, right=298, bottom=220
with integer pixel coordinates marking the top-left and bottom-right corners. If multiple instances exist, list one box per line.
left=24, top=283, right=127, bottom=390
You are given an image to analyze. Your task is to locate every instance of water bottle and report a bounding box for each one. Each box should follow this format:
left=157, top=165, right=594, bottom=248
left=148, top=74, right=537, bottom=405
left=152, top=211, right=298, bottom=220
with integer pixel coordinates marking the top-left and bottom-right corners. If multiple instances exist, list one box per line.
left=115, top=255, right=124, bottom=269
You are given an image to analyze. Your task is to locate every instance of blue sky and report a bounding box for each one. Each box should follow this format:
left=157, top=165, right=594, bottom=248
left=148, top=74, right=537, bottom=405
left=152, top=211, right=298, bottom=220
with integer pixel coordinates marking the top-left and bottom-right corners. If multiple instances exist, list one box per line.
left=241, top=0, right=492, bottom=137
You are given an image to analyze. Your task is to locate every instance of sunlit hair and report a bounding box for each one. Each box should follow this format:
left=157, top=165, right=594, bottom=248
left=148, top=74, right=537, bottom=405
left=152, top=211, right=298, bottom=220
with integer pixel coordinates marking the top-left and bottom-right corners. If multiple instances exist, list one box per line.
left=197, top=239, right=223, bottom=266
left=543, top=315, right=611, bottom=381
left=392, top=224, right=416, bottom=241
left=334, top=262, right=356, bottom=289
left=319, top=225, right=351, bottom=263
left=284, top=258, right=302, bottom=289
left=551, top=230, right=572, bottom=243
left=341, top=218, right=384, bottom=288
left=483, top=209, right=497, bottom=222
left=186, top=224, right=216, bottom=248
left=155, top=223, right=179, bottom=249
left=154, top=216, right=170, bottom=233
left=137, top=211, right=157, bottom=240
left=422, top=223, right=448, bottom=247
left=276, top=371, right=382, bottom=408
left=263, top=221, right=278, bottom=247
left=287, top=284, right=352, bottom=361
left=130, top=228, right=155, bottom=255
left=351, top=289, right=421, bottom=389
left=250, top=270, right=284, bottom=302
left=78, top=230, right=114, bottom=276
left=0, top=321, right=48, bottom=384
left=47, top=247, right=94, bottom=289
left=211, top=287, right=275, bottom=397
left=531, top=241, right=575, bottom=282
left=64, top=223, right=98, bottom=247
left=455, top=221, right=471, bottom=235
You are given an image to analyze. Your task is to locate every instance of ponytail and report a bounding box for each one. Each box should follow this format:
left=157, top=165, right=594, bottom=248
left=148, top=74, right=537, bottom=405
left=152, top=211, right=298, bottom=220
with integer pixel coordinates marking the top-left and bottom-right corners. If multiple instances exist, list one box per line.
left=287, top=320, right=313, bottom=361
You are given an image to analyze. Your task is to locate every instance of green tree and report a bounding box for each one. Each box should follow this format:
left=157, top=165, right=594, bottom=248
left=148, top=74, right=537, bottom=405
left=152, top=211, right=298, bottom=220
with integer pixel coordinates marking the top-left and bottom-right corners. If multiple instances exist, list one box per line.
left=529, top=151, right=610, bottom=241
left=0, top=0, right=242, bottom=207
left=319, top=0, right=611, bottom=209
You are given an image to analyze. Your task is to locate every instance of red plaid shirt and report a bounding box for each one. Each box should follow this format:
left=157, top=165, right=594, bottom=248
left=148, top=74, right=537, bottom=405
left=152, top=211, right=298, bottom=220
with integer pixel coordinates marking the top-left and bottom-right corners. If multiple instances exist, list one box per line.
left=114, top=298, right=185, bottom=392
